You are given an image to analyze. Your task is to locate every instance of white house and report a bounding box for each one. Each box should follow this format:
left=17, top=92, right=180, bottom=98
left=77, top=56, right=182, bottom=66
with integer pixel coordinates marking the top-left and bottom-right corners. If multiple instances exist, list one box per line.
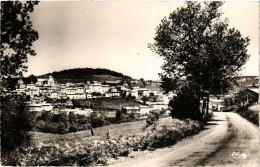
left=139, top=106, right=150, bottom=115
left=26, top=83, right=35, bottom=89
left=89, top=81, right=102, bottom=93
left=137, top=88, right=150, bottom=97
left=122, top=107, right=140, bottom=114
left=66, top=91, right=85, bottom=99
left=86, top=93, right=93, bottom=99
left=122, top=106, right=150, bottom=116
left=101, top=85, right=110, bottom=94
left=130, top=90, right=138, bottom=99
left=29, top=102, right=53, bottom=112
left=48, top=75, right=55, bottom=86
left=50, top=91, right=59, bottom=99
left=111, top=91, right=121, bottom=97
left=64, top=108, right=93, bottom=116
left=36, top=77, right=48, bottom=86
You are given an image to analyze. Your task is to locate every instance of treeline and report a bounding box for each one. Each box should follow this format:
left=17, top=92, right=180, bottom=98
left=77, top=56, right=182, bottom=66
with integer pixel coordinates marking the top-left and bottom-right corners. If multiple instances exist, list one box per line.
left=39, top=68, right=132, bottom=81
left=30, top=110, right=138, bottom=134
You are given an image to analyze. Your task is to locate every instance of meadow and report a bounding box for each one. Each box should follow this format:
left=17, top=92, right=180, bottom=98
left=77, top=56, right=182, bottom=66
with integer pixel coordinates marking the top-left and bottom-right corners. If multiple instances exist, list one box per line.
left=32, top=119, right=147, bottom=144
left=19, top=117, right=204, bottom=166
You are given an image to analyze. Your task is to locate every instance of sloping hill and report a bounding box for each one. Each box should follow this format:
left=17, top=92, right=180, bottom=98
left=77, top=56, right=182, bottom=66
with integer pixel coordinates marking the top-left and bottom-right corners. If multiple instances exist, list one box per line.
left=39, top=68, right=132, bottom=83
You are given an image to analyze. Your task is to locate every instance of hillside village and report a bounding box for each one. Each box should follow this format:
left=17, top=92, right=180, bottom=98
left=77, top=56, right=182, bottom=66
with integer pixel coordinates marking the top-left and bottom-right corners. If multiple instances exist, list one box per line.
left=11, top=75, right=174, bottom=117
left=4, top=74, right=259, bottom=118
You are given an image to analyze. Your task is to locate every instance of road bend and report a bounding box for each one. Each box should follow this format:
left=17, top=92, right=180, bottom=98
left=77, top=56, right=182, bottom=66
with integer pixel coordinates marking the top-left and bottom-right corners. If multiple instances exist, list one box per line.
left=108, top=112, right=259, bottom=167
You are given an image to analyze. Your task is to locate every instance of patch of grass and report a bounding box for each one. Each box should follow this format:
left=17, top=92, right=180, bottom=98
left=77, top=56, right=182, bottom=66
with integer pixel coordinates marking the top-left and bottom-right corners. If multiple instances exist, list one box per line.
left=73, top=98, right=143, bottom=110
left=32, top=119, right=147, bottom=144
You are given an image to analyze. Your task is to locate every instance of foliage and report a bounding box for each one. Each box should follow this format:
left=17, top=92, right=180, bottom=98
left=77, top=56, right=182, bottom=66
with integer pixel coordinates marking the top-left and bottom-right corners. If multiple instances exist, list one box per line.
left=1, top=2, right=39, bottom=165
left=143, top=110, right=166, bottom=131
left=90, top=112, right=106, bottom=128
left=23, top=74, right=38, bottom=84
left=91, top=92, right=102, bottom=96
left=31, top=108, right=141, bottom=134
left=234, top=89, right=258, bottom=107
left=39, top=68, right=132, bottom=83
left=126, top=94, right=136, bottom=101
left=1, top=1, right=39, bottom=86
left=14, top=118, right=204, bottom=166
left=148, top=95, right=159, bottom=102
left=115, top=110, right=137, bottom=124
left=141, top=96, right=149, bottom=104
left=236, top=106, right=259, bottom=126
left=169, top=82, right=202, bottom=120
left=73, top=98, right=140, bottom=110
left=4, top=76, right=19, bottom=90
left=149, top=1, right=250, bottom=118
left=31, top=111, right=91, bottom=134
left=223, top=97, right=234, bottom=106
left=1, top=95, right=32, bottom=165
left=139, top=78, right=147, bottom=88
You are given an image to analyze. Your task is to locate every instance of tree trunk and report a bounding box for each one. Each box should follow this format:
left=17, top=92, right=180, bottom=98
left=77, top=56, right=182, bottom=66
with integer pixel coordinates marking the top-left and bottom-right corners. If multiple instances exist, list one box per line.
left=206, top=95, right=209, bottom=115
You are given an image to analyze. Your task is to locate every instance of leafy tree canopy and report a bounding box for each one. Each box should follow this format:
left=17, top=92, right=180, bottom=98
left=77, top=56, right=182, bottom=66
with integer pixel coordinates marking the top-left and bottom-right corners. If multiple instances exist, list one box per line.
left=149, top=2, right=250, bottom=97
left=1, top=2, right=39, bottom=165
left=1, top=1, right=39, bottom=84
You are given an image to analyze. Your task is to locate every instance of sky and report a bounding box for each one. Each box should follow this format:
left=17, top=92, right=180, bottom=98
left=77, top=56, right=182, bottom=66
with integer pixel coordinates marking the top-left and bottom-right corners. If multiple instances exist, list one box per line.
left=25, top=1, right=259, bottom=80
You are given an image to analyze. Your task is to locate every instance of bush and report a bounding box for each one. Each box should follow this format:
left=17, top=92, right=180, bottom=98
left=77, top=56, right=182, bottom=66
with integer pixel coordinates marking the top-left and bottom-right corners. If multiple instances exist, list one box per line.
left=1, top=95, right=32, bottom=165
left=90, top=112, right=106, bottom=128
left=144, top=111, right=161, bottom=131
left=69, top=124, right=78, bottom=133
left=14, top=117, right=205, bottom=166
left=236, top=107, right=259, bottom=126
left=169, top=86, right=202, bottom=120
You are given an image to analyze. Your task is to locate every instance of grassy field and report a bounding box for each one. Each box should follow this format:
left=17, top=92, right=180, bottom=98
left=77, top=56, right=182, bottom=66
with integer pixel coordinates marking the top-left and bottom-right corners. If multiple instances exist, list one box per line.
left=32, top=119, right=148, bottom=144
left=31, top=117, right=178, bottom=144
left=73, top=98, right=143, bottom=110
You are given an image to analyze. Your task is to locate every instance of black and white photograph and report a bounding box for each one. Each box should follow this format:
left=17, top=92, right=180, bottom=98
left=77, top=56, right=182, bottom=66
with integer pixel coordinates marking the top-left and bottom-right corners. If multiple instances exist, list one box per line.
left=1, top=1, right=259, bottom=166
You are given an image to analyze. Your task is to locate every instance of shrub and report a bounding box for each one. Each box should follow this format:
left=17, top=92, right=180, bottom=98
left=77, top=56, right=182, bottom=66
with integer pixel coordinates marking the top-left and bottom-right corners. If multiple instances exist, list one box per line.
left=69, top=124, right=78, bottom=133
left=1, top=95, right=32, bottom=165
left=16, top=117, right=204, bottom=166
left=144, top=111, right=161, bottom=131
left=236, top=107, right=259, bottom=126
left=169, top=87, right=202, bottom=120
left=90, top=112, right=106, bottom=128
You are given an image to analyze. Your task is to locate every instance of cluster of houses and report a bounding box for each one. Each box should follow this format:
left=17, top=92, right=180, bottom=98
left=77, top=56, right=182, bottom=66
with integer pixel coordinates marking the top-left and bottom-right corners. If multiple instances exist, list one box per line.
left=14, top=75, right=172, bottom=117
left=15, top=75, right=153, bottom=100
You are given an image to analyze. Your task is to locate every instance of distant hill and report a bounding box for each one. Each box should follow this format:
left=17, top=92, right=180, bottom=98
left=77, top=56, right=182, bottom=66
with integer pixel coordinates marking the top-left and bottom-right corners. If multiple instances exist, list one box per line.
left=38, top=68, right=132, bottom=83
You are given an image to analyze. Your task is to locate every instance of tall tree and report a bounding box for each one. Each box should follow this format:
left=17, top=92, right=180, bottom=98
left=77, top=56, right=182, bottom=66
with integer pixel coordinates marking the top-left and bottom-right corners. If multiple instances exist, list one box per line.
left=1, top=1, right=39, bottom=165
left=149, top=2, right=250, bottom=118
left=139, top=78, right=147, bottom=88
left=1, top=1, right=39, bottom=88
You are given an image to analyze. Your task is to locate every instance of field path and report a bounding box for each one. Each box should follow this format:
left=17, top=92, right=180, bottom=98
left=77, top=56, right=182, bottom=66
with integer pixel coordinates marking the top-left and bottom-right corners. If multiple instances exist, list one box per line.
left=108, top=112, right=259, bottom=167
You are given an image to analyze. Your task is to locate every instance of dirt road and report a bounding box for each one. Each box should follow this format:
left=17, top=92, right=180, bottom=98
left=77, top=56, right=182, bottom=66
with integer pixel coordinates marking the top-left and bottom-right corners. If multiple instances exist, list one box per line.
left=108, top=112, right=259, bottom=167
